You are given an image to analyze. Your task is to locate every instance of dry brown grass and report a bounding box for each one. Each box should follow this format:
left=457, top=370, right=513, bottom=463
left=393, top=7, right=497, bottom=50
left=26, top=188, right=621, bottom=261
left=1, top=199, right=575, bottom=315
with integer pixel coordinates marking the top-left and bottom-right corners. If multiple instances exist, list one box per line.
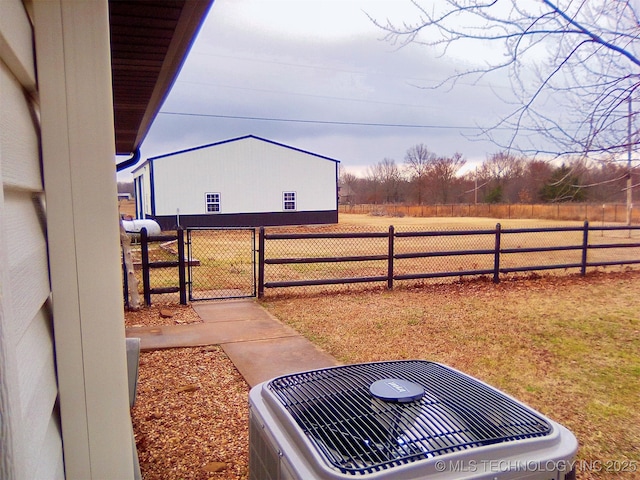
left=126, top=271, right=639, bottom=479
left=261, top=270, right=640, bottom=479
left=340, top=203, right=640, bottom=223
left=125, top=213, right=639, bottom=479
left=338, top=212, right=582, bottom=228
left=119, top=198, right=136, bottom=218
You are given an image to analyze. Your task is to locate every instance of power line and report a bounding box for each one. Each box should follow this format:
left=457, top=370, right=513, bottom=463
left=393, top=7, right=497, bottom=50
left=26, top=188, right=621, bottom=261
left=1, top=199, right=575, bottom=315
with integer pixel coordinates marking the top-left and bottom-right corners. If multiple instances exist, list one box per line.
left=188, top=51, right=512, bottom=91
left=158, top=110, right=488, bottom=130
left=174, top=80, right=442, bottom=110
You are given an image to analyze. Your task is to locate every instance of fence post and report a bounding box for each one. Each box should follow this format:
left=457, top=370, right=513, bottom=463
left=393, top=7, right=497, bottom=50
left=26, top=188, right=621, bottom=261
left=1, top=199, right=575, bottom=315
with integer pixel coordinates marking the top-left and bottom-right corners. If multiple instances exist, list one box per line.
left=177, top=227, right=187, bottom=305
left=388, top=225, right=394, bottom=290
left=258, top=227, right=265, bottom=298
left=140, top=227, right=151, bottom=306
left=122, top=250, right=129, bottom=309
left=581, top=220, right=589, bottom=276
left=493, top=223, right=501, bottom=284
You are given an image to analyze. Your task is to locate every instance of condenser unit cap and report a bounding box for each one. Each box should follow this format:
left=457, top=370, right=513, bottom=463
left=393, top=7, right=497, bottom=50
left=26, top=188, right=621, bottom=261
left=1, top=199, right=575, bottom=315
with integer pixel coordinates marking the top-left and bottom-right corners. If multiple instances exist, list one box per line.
left=369, top=378, right=425, bottom=403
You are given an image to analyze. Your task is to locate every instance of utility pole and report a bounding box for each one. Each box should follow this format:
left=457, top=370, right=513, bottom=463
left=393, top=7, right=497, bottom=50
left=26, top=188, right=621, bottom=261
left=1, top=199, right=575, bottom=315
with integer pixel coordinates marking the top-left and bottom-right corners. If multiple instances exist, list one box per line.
left=474, top=167, right=478, bottom=205
left=627, top=95, right=633, bottom=226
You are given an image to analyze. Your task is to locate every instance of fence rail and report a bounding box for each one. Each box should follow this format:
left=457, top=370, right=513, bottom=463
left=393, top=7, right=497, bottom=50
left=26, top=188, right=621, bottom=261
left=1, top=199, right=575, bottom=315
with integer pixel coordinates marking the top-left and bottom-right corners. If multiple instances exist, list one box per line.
left=139, top=227, right=187, bottom=305
left=124, top=223, right=640, bottom=303
left=257, top=222, right=640, bottom=297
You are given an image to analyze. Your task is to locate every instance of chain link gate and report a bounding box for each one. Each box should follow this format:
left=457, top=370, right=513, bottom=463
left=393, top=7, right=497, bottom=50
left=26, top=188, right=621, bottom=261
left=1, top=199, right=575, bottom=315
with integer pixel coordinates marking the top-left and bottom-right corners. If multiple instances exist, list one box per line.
left=186, top=228, right=257, bottom=300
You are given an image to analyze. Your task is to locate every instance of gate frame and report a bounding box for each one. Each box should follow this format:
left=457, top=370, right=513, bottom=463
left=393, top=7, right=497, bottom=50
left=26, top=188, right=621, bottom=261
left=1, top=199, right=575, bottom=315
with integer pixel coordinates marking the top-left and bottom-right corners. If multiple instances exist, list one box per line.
left=186, top=227, right=257, bottom=301
left=139, top=227, right=187, bottom=305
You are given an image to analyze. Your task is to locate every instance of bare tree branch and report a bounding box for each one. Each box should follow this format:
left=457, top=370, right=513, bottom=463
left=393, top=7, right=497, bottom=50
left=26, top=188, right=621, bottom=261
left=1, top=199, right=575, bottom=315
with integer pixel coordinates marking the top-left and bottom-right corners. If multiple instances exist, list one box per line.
left=371, top=0, right=640, bottom=163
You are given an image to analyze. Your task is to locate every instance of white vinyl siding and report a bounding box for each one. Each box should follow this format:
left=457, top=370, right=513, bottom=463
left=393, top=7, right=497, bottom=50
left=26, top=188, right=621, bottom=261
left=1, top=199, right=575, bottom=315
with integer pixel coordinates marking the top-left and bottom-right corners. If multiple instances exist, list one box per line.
left=132, top=163, right=153, bottom=217
left=0, top=0, right=63, bottom=476
left=139, top=163, right=153, bottom=216
left=146, top=137, right=337, bottom=216
left=34, top=1, right=134, bottom=477
left=3, top=191, right=51, bottom=338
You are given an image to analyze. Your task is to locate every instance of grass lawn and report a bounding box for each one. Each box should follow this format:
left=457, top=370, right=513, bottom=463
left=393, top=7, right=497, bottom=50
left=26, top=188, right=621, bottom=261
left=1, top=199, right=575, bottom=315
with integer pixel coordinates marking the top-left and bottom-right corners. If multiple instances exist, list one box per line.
left=260, top=270, right=640, bottom=478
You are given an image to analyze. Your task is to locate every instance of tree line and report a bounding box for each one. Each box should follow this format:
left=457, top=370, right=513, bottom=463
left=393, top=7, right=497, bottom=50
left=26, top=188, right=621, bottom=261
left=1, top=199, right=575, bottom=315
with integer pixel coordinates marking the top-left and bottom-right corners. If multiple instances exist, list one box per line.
left=339, top=145, right=637, bottom=206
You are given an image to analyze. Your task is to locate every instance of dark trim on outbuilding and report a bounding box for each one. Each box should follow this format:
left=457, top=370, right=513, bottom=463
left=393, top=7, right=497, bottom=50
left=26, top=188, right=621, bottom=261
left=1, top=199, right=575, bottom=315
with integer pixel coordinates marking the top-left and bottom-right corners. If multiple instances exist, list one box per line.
left=134, top=176, right=143, bottom=219
left=149, top=160, right=156, bottom=216
left=335, top=161, right=340, bottom=208
left=150, top=210, right=338, bottom=230
left=146, top=134, right=341, bottom=165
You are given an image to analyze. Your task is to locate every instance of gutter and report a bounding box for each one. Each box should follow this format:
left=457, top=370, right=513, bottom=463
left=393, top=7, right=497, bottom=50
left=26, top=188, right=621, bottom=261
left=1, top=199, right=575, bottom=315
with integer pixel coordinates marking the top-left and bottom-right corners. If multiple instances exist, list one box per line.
left=116, top=149, right=141, bottom=172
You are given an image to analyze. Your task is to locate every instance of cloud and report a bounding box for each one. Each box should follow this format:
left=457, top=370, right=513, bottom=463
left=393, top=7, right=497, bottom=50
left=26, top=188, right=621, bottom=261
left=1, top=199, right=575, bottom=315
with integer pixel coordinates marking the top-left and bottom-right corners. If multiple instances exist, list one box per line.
left=127, top=0, right=516, bottom=180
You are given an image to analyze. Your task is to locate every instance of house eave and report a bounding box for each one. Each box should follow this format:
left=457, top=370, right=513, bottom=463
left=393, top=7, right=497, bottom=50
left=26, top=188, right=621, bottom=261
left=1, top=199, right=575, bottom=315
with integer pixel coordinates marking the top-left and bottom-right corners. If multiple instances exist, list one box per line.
left=109, top=0, right=214, bottom=156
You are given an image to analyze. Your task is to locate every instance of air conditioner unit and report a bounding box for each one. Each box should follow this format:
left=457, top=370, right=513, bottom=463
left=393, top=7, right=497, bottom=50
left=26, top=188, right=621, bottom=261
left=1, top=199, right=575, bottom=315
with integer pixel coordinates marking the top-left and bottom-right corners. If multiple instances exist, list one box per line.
left=249, top=360, right=578, bottom=479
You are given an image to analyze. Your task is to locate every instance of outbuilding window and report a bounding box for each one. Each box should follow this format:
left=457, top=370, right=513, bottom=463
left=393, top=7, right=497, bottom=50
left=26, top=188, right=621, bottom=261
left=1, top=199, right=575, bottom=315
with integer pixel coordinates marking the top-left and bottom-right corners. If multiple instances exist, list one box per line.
left=206, top=192, right=220, bottom=212
left=283, top=191, right=296, bottom=210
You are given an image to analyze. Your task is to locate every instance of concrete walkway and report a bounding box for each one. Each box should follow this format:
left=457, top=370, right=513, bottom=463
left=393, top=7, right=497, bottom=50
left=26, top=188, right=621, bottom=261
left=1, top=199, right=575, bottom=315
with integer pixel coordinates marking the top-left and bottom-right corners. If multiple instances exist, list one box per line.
left=125, top=299, right=339, bottom=387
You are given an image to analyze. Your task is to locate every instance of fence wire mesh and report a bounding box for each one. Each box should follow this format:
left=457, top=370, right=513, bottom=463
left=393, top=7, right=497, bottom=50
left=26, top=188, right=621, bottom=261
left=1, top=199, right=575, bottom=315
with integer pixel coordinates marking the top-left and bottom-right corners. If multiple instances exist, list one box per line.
left=187, top=228, right=256, bottom=300
left=499, top=227, right=584, bottom=272
left=394, top=228, right=496, bottom=280
left=263, top=225, right=389, bottom=294
left=259, top=222, right=640, bottom=297
left=128, top=235, right=182, bottom=304
left=124, top=221, right=640, bottom=302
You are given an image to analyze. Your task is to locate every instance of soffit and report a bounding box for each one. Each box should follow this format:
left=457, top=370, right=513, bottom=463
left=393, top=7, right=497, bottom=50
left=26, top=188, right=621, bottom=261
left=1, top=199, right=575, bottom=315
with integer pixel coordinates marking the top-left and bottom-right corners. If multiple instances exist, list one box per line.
left=109, top=0, right=213, bottom=155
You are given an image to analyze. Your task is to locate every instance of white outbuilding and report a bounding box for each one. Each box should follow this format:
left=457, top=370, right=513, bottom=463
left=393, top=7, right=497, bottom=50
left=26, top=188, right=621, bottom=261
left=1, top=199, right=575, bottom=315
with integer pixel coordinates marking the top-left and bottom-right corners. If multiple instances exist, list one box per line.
left=132, top=135, right=340, bottom=229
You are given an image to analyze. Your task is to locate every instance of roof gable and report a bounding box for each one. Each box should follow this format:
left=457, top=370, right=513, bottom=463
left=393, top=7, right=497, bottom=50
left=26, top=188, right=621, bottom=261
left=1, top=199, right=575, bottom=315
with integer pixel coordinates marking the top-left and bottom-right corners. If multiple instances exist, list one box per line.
left=146, top=135, right=342, bottom=164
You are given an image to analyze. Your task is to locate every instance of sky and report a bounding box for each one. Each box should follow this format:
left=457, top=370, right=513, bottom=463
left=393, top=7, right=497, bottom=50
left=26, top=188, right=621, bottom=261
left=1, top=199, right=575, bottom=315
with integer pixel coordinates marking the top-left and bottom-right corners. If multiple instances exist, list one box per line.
left=120, top=0, right=519, bottom=181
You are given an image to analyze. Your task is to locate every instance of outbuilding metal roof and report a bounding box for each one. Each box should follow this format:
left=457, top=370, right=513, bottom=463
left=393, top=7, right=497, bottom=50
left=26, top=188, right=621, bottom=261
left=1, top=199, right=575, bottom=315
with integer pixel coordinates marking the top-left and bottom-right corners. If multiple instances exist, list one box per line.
left=142, top=134, right=342, bottom=164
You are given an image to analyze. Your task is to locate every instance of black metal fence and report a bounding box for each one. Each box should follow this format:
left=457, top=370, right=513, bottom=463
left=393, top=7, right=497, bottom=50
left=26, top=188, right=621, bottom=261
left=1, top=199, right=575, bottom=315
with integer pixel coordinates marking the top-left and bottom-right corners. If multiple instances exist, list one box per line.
left=138, top=228, right=187, bottom=305
left=186, top=228, right=256, bottom=301
left=257, top=222, right=640, bottom=297
left=124, top=222, right=640, bottom=303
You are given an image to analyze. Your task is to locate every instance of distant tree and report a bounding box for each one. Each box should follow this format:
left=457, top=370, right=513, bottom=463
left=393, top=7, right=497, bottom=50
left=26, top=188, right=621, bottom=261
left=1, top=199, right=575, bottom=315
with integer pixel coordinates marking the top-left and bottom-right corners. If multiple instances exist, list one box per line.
left=581, top=159, right=630, bottom=202
left=540, top=164, right=587, bottom=202
left=365, top=164, right=383, bottom=204
left=117, top=181, right=134, bottom=195
left=481, top=152, right=524, bottom=182
left=485, top=185, right=503, bottom=204
left=404, top=144, right=436, bottom=204
left=517, top=188, right=533, bottom=204
left=523, top=160, right=554, bottom=203
left=478, top=152, right=525, bottom=203
left=429, top=153, right=466, bottom=204
left=339, top=167, right=359, bottom=205
left=366, top=159, right=404, bottom=203
left=378, top=158, right=403, bottom=203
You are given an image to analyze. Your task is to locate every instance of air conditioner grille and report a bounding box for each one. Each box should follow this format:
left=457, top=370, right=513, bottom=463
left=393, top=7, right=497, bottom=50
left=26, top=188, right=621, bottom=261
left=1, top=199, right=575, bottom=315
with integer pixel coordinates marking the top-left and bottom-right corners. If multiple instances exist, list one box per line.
left=267, top=360, right=551, bottom=476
